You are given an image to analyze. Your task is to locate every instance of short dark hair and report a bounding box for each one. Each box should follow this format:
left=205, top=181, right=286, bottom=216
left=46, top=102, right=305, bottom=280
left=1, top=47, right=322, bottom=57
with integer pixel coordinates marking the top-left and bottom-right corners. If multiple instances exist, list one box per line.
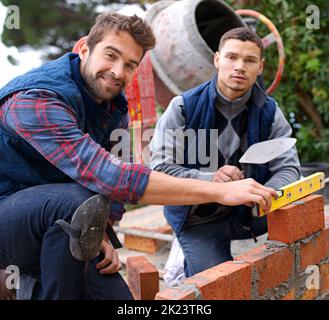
left=218, top=27, right=264, bottom=58
left=87, top=12, right=156, bottom=54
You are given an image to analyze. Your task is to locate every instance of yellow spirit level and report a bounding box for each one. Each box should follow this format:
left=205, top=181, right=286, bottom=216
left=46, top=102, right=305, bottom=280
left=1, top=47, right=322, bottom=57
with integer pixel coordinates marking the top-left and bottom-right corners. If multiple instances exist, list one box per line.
left=253, top=172, right=326, bottom=217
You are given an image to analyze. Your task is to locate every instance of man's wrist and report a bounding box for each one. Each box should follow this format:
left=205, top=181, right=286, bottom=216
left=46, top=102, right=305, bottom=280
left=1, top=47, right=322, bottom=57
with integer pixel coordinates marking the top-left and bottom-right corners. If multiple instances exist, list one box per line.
left=200, top=180, right=222, bottom=204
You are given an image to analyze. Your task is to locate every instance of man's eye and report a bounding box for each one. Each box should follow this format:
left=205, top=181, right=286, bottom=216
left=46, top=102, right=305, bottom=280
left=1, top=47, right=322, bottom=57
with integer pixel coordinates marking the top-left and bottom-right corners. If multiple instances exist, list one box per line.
left=126, top=64, right=136, bottom=72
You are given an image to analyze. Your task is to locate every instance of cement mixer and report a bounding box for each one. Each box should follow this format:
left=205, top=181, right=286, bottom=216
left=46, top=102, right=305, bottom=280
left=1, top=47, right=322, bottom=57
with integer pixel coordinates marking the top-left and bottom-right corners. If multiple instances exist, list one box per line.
left=145, top=0, right=285, bottom=109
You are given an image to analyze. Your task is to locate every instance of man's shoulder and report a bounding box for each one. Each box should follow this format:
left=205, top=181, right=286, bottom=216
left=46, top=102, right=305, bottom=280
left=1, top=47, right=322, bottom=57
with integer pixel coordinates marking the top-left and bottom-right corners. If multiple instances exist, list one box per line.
left=18, top=89, right=61, bottom=99
left=164, top=96, right=185, bottom=120
left=0, top=53, right=78, bottom=106
left=182, top=79, right=212, bottom=98
left=170, top=95, right=184, bottom=107
left=11, top=89, right=72, bottom=109
left=251, top=82, right=278, bottom=109
left=180, top=79, right=213, bottom=113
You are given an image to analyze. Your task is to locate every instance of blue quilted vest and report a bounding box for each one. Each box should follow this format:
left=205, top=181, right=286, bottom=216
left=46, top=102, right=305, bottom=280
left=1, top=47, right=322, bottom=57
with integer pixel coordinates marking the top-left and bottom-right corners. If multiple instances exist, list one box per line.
left=164, top=75, right=276, bottom=234
left=0, top=53, right=128, bottom=199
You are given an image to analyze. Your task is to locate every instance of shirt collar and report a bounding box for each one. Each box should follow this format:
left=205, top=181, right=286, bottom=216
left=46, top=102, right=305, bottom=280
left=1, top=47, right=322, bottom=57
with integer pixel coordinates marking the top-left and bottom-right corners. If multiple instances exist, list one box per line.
left=216, top=85, right=252, bottom=109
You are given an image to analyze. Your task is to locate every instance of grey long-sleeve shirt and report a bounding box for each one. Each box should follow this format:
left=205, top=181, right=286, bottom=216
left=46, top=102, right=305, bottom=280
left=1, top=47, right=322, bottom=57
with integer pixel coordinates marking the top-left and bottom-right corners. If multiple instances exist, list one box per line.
left=150, top=88, right=300, bottom=226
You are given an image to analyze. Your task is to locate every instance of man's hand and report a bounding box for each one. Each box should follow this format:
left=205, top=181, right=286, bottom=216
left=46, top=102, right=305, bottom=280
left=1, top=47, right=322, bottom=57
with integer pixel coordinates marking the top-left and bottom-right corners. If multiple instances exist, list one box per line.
left=212, top=165, right=244, bottom=182
left=216, top=178, right=277, bottom=214
left=96, top=233, right=121, bottom=274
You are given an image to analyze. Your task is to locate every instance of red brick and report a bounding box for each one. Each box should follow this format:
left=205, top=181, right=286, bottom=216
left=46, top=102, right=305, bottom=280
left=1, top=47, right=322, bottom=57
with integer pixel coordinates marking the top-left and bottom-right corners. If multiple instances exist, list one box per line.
left=300, top=288, right=319, bottom=300
left=124, top=225, right=172, bottom=254
left=325, top=213, right=329, bottom=228
left=120, top=205, right=172, bottom=253
left=280, top=289, right=296, bottom=300
left=300, top=228, right=329, bottom=270
left=126, top=256, right=159, bottom=300
left=183, top=261, right=252, bottom=300
left=155, top=287, right=198, bottom=300
left=320, top=262, right=329, bottom=294
left=267, top=195, right=325, bottom=244
left=235, top=244, right=294, bottom=296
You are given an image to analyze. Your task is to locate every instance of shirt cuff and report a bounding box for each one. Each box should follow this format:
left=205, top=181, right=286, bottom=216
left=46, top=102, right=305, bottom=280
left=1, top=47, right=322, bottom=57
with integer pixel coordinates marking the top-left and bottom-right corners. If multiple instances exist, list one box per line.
left=126, top=164, right=152, bottom=204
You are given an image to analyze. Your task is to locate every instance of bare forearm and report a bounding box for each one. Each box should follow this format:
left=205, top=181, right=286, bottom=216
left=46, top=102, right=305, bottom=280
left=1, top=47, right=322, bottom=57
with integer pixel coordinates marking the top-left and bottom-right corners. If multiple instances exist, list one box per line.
left=138, top=170, right=216, bottom=205
left=138, top=171, right=278, bottom=214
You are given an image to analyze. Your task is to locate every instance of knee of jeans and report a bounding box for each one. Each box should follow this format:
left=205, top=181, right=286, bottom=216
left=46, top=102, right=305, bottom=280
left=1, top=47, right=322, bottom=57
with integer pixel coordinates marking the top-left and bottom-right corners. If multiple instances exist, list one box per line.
left=45, top=184, right=97, bottom=223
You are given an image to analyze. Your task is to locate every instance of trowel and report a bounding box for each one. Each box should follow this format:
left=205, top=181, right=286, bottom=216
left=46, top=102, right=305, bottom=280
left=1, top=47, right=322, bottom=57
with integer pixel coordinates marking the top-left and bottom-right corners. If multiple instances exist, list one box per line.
left=239, top=137, right=296, bottom=221
left=239, top=137, right=297, bottom=177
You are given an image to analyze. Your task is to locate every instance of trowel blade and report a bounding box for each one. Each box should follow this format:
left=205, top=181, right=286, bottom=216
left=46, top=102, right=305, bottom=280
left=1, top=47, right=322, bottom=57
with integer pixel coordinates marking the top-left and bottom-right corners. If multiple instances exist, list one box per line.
left=239, top=138, right=297, bottom=165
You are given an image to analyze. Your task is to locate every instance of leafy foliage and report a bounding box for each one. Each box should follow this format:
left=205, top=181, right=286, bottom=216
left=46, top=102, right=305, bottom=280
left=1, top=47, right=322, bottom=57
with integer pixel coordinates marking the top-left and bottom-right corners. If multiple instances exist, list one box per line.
left=227, top=0, right=329, bottom=162
left=0, top=0, right=150, bottom=59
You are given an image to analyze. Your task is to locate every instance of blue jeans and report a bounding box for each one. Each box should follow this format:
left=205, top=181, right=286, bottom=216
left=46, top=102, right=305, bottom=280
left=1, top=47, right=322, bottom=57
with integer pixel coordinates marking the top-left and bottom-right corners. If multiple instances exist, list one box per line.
left=0, top=183, right=133, bottom=300
left=177, top=206, right=268, bottom=277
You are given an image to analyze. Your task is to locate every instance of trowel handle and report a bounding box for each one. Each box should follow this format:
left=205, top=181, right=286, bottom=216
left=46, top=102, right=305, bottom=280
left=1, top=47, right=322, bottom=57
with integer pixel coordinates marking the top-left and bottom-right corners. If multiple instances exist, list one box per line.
left=241, top=163, right=253, bottom=179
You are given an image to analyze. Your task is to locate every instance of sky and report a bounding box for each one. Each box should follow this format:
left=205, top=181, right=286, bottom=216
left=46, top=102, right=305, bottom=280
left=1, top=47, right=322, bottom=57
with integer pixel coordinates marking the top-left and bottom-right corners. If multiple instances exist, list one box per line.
left=0, top=3, right=145, bottom=87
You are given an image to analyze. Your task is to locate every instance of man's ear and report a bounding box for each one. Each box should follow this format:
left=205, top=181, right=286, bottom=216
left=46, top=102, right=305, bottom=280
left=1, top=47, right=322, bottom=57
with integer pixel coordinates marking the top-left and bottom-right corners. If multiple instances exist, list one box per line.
left=78, top=38, right=89, bottom=62
left=214, top=51, right=220, bottom=69
left=258, top=58, right=265, bottom=75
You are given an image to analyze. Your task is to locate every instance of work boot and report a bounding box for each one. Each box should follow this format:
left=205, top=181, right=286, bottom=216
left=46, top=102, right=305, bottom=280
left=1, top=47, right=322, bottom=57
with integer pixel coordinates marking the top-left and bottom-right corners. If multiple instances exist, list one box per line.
left=55, top=194, right=111, bottom=261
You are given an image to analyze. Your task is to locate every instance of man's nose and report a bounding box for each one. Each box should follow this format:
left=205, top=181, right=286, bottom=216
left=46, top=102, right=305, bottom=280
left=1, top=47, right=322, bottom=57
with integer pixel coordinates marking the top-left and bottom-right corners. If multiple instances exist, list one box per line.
left=234, top=59, right=246, bottom=72
left=111, top=62, right=125, bottom=79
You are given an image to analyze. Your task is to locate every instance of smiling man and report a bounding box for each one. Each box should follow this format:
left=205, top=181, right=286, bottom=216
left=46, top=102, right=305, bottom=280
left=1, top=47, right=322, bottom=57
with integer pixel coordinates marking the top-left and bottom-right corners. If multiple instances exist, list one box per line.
left=150, top=27, right=300, bottom=277
left=80, top=32, right=141, bottom=102
left=0, top=15, right=277, bottom=300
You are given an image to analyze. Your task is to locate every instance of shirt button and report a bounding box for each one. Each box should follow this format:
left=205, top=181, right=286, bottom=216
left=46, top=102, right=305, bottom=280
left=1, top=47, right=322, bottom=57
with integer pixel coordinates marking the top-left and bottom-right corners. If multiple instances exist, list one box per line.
left=102, top=123, right=109, bottom=129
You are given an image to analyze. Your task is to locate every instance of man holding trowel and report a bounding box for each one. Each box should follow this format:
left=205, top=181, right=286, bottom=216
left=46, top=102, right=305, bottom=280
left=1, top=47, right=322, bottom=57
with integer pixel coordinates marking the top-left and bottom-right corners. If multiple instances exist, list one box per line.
left=150, top=27, right=300, bottom=277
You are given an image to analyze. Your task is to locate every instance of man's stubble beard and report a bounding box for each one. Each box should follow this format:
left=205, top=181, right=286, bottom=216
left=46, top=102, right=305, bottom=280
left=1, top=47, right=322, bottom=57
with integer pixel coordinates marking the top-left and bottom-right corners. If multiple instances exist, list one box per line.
left=81, top=64, right=121, bottom=102
left=228, top=84, right=248, bottom=92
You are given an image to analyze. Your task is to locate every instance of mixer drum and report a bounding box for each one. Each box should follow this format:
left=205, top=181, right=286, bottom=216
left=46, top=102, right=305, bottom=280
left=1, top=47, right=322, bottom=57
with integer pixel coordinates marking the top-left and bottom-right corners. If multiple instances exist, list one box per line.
left=145, top=0, right=246, bottom=108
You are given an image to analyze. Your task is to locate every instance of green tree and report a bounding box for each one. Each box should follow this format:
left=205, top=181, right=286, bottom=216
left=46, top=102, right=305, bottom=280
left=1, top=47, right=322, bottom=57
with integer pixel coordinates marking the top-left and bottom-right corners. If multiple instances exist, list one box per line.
left=227, top=0, right=329, bottom=162
left=0, top=0, right=150, bottom=59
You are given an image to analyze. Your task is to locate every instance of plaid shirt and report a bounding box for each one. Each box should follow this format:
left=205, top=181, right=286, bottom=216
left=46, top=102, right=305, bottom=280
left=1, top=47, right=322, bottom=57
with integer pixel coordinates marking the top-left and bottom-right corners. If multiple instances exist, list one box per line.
left=1, top=89, right=151, bottom=218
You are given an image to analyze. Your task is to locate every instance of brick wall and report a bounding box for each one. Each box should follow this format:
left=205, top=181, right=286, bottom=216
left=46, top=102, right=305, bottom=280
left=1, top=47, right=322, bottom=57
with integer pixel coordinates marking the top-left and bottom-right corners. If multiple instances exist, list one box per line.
left=2, top=195, right=327, bottom=300
left=156, top=195, right=329, bottom=300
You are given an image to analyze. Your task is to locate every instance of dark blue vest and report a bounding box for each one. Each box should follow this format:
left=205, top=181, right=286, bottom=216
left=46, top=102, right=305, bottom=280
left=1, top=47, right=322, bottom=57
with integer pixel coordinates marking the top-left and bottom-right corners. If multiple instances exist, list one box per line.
left=0, top=53, right=128, bottom=199
left=164, top=76, right=276, bottom=234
